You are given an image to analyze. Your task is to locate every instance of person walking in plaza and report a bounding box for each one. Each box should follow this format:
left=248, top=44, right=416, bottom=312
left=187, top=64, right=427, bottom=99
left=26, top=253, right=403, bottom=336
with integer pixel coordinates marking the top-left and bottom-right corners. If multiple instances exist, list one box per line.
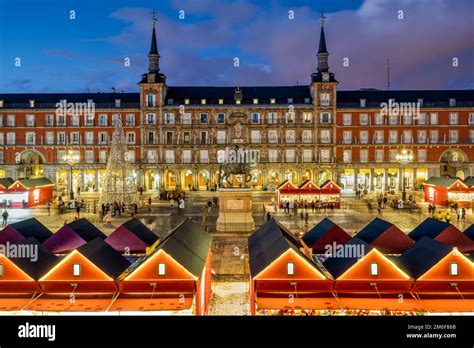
left=148, top=197, right=152, bottom=212
left=2, top=210, right=8, bottom=226
left=304, top=211, right=309, bottom=225
left=46, top=202, right=51, bottom=216
left=267, top=212, right=271, bottom=221
left=461, top=207, right=466, bottom=221
left=444, top=211, right=451, bottom=224
left=76, top=204, right=81, bottom=217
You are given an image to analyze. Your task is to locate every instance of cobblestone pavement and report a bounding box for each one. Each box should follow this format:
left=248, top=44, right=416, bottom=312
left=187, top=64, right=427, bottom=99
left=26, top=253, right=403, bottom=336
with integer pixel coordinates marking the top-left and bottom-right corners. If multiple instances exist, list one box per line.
left=208, top=236, right=249, bottom=315
left=268, top=197, right=473, bottom=236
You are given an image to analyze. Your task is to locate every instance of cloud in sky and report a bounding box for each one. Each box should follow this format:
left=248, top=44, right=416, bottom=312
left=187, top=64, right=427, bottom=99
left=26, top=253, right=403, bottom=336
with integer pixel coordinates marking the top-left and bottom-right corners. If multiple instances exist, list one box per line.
left=101, top=0, right=473, bottom=90
left=1, top=0, right=473, bottom=92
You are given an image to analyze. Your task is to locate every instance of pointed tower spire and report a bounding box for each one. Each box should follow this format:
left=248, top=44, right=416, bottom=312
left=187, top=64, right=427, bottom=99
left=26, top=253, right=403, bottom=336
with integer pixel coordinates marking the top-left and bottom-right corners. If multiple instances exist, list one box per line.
left=148, top=10, right=160, bottom=73
left=311, top=9, right=336, bottom=83
left=317, top=9, right=329, bottom=73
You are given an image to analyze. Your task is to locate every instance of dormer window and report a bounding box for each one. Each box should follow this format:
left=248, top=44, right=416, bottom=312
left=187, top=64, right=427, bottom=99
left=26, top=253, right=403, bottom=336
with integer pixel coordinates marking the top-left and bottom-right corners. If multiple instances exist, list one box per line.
left=0, top=100, right=4, bottom=108
left=29, top=100, right=35, bottom=108
left=287, top=262, right=295, bottom=275
left=287, top=98, right=293, bottom=104
left=201, top=99, right=207, bottom=105
left=449, top=98, right=456, bottom=107
left=158, top=263, right=166, bottom=276
left=360, top=99, right=366, bottom=108
left=115, top=99, right=121, bottom=108
left=417, top=98, right=423, bottom=107
left=370, top=262, right=378, bottom=276
left=253, top=98, right=258, bottom=104
left=184, top=99, right=190, bottom=105
left=218, top=99, right=224, bottom=105
left=167, top=99, right=174, bottom=105
left=304, top=98, right=310, bottom=104
left=73, top=263, right=81, bottom=277
left=450, top=262, right=458, bottom=276
left=235, top=100, right=241, bottom=105
left=270, top=98, right=276, bottom=104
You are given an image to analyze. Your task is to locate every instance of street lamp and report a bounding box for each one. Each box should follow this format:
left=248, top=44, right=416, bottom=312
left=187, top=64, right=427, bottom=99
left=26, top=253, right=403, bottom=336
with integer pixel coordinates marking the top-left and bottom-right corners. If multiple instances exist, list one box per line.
left=64, top=150, right=80, bottom=200
left=395, top=149, right=413, bottom=202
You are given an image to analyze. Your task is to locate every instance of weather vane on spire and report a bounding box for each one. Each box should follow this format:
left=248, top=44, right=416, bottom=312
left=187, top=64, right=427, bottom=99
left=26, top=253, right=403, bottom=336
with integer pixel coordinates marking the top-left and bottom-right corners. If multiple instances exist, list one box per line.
left=320, top=8, right=326, bottom=25
left=151, top=9, right=157, bottom=27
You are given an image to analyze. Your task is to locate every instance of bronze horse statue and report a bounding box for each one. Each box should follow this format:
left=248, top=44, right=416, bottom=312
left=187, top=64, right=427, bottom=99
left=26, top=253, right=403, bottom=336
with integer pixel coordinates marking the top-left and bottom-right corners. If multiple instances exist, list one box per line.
left=218, top=146, right=252, bottom=188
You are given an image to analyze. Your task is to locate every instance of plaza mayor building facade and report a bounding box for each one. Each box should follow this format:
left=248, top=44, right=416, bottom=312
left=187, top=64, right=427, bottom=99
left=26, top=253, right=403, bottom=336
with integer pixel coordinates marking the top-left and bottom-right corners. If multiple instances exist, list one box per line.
left=0, top=20, right=473, bottom=195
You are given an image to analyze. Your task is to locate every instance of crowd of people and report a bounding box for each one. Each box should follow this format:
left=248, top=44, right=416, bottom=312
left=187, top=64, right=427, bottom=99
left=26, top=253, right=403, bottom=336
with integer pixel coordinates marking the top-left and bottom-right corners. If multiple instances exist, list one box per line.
left=428, top=202, right=467, bottom=223
left=101, top=201, right=139, bottom=223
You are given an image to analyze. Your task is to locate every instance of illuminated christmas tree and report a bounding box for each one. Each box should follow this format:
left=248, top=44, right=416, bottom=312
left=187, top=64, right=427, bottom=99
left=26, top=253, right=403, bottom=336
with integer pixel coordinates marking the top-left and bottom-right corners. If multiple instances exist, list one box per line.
left=99, top=117, right=139, bottom=207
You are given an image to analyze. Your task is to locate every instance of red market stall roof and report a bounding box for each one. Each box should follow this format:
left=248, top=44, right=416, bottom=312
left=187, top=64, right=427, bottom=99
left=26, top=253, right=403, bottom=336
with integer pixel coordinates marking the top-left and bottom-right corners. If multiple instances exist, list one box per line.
left=248, top=218, right=323, bottom=279
left=464, top=225, right=474, bottom=241
left=408, top=218, right=474, bottom=252
left=319, top=179, right=341, bottom=194
left=123, top=218, right=212, bottom=282
left=117, top=218, right=212, bottom=315
left=0, top=238, right=58, bottom=293
left=8, top=177, right=54, bottom=190
left=0, top=218, right=53, bottom=244
left=44, top=218, right=107, bottom=254
left=322, top=238, right=373, bottom=279
left=39, top=237, right=131, bottom=293
left=276, top=180, right=300, bottom=194
left=302, top=218, right=351, bottom=254
left=396, top=237, right=473, bottom=293
left=0, top=178, right=14, bottom=190
left=355, top=218, right=415, bottom=254
left=105, top=218, right=159, bottom=254
left=152, top=218, right=212, bottom=278
left=298, top=179, right=320, bottom=193
left=423, top=177, right=469, bottom=190
left=329, top=247, right=412, bottom=292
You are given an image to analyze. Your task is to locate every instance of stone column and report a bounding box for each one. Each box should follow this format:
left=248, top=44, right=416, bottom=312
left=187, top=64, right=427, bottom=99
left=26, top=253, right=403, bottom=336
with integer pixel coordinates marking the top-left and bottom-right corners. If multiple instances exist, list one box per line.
left=370, top=168, right=375, bottom=191
left=412, top=167, right=417, bottom=190
left=95, top=170, right=99, bottom=192
left=398, top=167, right=403, bottom=192
left=354, top=168, right=358, bottom=192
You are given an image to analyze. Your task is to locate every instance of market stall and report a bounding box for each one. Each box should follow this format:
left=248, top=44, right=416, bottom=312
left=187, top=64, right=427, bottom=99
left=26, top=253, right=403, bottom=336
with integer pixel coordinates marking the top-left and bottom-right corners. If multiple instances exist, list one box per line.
left=423, top=177, right=473, bottom=207
left=275, top=180, right=300, bottom=205
left=318, top=180, right=341, bottom=208
left=1, top=178, right=54, bottom=208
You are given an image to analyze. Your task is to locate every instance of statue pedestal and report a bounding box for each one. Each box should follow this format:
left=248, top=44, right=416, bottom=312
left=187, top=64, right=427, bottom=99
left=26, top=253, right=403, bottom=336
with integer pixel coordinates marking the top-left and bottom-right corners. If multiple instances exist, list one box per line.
left=216, top=188, right=255, bottom=234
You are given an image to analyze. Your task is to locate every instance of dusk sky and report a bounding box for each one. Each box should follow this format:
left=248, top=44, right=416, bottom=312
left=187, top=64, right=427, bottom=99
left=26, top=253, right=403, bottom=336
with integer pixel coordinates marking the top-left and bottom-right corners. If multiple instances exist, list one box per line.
left=0, top=0, right=473, bottom=93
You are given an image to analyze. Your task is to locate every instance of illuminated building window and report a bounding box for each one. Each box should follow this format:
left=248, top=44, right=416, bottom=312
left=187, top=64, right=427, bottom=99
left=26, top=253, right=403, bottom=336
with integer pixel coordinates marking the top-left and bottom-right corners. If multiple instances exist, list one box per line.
left=218, top=99, right=224, bottom=104
left=158, top=263, right=166, bottom=276
left=270, top=98, right=276, bottom=104
left=287, top=262, right=295, bottom=275
left=370, top=262, right=378, bottom=276
left=450, top=263, right=458, bottom=276
left=253, top=98, right=258, bottom=104
left=0, top=264, right=3, bottom=277
left=73, top=263, right=81, bottom=277
left=184, top=99, right=190, bottom=105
